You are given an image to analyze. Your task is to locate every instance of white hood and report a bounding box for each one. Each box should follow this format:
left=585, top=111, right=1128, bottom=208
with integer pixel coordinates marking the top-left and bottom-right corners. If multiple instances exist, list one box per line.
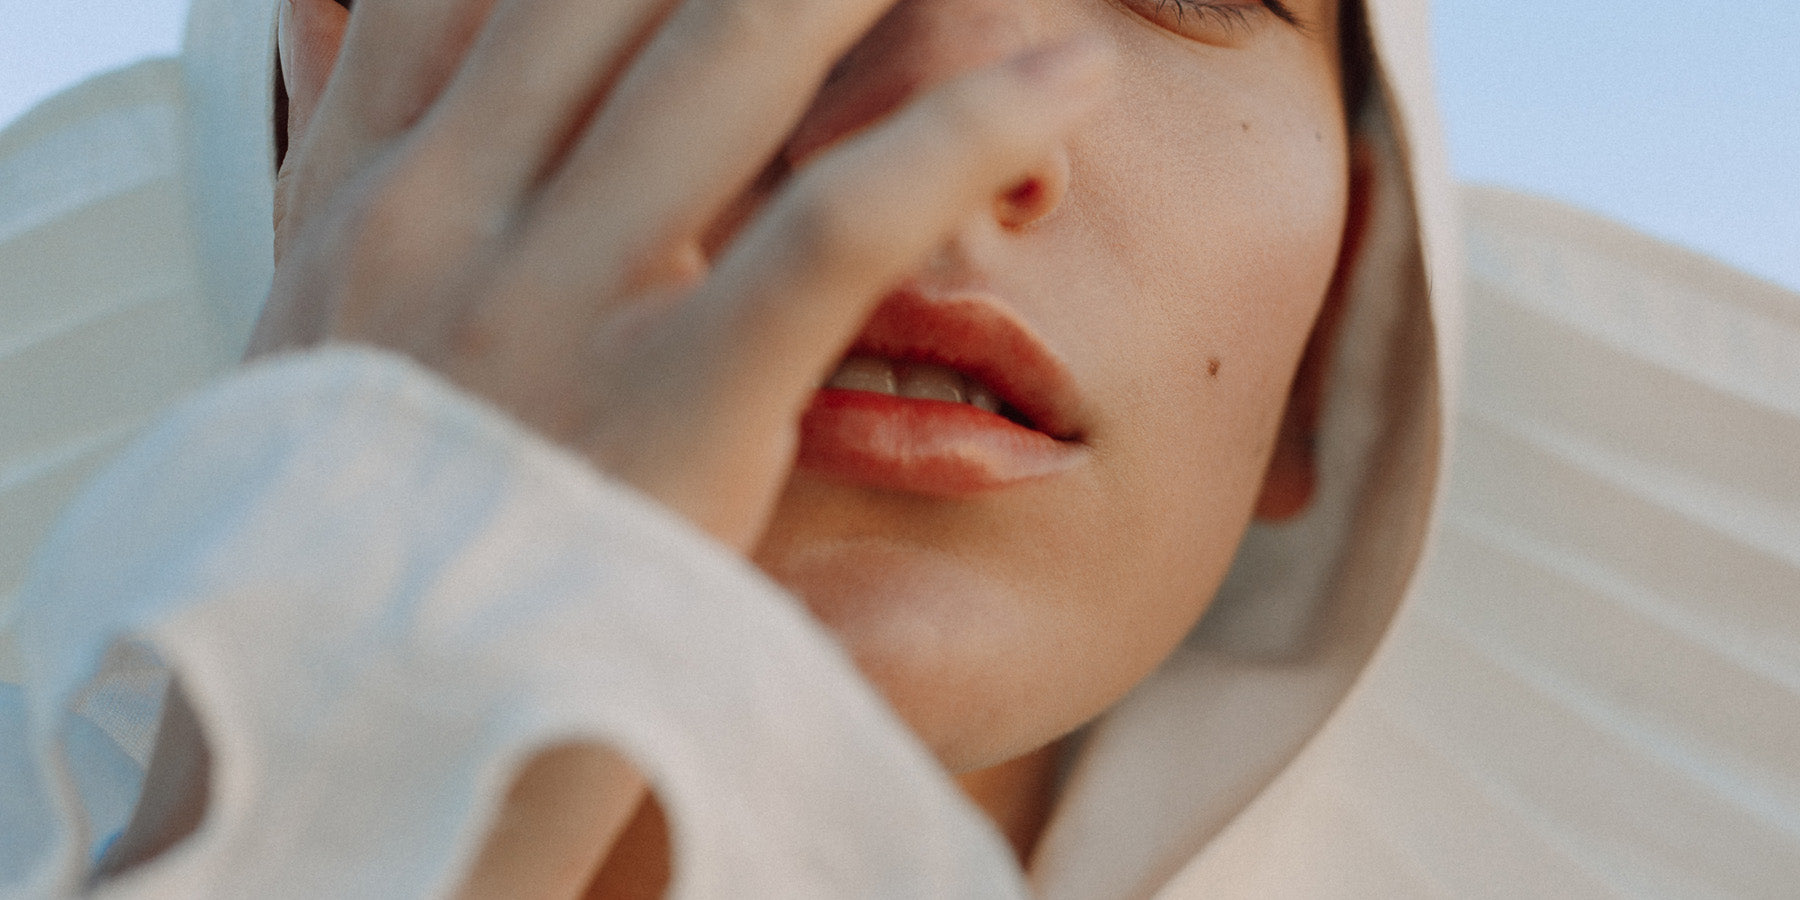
left=4, top=0, right=1799, bottom=895
left=1034, top=1, right=1462, bottom=894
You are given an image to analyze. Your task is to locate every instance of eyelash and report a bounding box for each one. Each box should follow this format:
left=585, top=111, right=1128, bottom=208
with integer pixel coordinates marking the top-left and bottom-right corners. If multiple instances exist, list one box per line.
left=1152, top=0, right=1299, bottom=30
left=1260, top=1, right=1303, bottom=27
left=326, top=0, right=1300, bottom=17
left=325, top=0, right=1302, bottom=30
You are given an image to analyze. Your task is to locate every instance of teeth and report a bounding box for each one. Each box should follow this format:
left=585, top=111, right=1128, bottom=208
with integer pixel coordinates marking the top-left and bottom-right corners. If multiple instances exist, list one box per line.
left=826, top=355, right=897, bottom=394
left=897, top=362, right=965, bottom=404
left=824, top=356, right=1007, bottom=416
left=965, top=382, right=1001, bottom=414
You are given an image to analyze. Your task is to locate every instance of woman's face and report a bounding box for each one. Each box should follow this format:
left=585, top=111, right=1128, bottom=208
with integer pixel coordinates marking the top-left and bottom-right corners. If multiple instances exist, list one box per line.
left=754, top=0, right=1352, bottom=772
left=280, top=0, right=1352, bottom=772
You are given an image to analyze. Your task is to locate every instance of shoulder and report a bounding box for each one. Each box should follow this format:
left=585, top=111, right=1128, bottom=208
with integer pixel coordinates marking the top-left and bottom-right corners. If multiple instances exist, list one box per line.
left=1452, top=184, right=1800, bottom=559
left=1398, top=186, right=1800, bottom=893
left=1460, top=184, right=1800, bottom=385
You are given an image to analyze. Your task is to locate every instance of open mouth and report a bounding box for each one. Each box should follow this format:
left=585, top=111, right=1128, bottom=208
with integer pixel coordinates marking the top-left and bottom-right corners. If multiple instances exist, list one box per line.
left=795, top=286, right=1088, bottom=497
left=822, top=355, right=1036, bottom=430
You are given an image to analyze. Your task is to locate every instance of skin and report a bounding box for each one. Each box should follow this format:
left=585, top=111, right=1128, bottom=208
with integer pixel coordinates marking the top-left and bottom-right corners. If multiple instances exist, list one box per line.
left=750, top=0, right=1352, bottom=776
left=105, top=0, right=1358, bottom=893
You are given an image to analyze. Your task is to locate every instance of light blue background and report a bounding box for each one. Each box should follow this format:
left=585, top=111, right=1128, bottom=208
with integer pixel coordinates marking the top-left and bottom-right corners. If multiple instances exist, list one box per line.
left=3, top=1, right=1796, bottom=291
left=1433, top=2, right=1799, bottom=293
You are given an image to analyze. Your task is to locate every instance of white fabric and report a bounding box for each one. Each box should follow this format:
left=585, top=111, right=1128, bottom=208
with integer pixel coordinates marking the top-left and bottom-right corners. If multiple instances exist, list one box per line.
left=8, top=348, right=1025, bottom=897
left=1, top=0, right=1797, bottom=896
left=1155, top=187, right=1800, bottom=897
left=0, top=59, right=229, bottom=618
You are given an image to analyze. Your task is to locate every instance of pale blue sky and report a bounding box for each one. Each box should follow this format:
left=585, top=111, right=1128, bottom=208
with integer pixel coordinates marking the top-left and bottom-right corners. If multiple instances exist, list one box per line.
left=1433, top=2, right=1799, bottom=293
left=2, top=1, right=1795, bottom=291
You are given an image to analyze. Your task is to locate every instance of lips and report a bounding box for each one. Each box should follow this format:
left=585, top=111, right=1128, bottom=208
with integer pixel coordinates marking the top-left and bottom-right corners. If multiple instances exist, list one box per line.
left=796, top=286, right=1088, bottom=496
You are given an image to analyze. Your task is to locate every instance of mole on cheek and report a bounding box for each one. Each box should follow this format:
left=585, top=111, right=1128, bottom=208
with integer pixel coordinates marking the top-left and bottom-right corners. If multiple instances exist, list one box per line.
left=1208, top=357, right=1222, bottom=378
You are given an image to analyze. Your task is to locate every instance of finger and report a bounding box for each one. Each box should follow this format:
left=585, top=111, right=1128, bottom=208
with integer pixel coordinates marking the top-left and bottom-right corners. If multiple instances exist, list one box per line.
left=406, top=0, right=679, bottom=210
left=303, top=0, right=501, bottom=171
left=519, top=0, right=907, bottom=290
left=608, top=38, right=1114, bottom=535
left=272, top=0, right=509, bottom=346
left=685, top=37, right=1110, bottom=392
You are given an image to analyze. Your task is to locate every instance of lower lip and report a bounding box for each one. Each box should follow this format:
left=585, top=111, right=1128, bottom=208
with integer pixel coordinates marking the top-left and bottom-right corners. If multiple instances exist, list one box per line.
left=796, top=389, right=1085, bottom=496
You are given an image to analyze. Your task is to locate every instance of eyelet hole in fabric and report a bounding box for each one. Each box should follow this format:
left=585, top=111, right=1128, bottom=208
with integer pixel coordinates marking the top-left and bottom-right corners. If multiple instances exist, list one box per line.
left=87, top=674, right=208, bottom=886
left=452, top=740, right=669, bottom=900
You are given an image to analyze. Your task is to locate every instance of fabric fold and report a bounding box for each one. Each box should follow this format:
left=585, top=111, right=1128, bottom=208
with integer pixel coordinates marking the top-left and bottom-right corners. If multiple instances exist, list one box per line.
left=8, top=348, right=1025, bottom=898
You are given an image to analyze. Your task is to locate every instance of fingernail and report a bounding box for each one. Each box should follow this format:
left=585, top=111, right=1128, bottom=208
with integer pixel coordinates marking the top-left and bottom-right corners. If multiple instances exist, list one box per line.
left=1013, top=34, right=1113, bottom=97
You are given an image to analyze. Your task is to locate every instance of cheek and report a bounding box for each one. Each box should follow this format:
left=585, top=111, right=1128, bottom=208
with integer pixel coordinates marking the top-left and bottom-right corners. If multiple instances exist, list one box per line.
left=1063, top=43, right=1348, bottom=460
left=1031, top=43, right=1350, bottom=658
left=758, top=28, right=1353, bottom=770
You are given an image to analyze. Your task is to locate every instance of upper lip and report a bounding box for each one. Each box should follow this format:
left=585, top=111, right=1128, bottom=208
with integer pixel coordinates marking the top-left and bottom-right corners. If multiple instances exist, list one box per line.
left=837, top=282, right=1087, bottom=441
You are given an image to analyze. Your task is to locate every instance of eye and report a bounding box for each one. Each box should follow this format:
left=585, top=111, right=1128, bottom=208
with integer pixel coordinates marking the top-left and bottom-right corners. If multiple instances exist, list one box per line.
left=1118, top=0, right=1298, bottom=43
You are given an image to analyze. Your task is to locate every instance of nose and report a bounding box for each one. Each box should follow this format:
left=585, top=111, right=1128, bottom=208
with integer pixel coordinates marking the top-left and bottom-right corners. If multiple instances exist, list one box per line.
left=781, top=0, right=1069, bottom=231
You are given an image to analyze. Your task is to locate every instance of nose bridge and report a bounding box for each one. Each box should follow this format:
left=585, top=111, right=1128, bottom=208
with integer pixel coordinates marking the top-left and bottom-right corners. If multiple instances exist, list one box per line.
left=783, top=0, right=1038, bottom=165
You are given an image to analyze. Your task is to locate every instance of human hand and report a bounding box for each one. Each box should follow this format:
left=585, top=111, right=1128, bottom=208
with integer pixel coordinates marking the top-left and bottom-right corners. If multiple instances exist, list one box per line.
left=251, top=0, right=1112, bottom=551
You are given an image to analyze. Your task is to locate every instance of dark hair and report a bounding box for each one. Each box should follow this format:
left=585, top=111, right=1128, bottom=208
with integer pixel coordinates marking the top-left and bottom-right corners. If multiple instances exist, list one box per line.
left=1341, top=0, right=1375, bottom=122
left=273, top=56, right=289, bottom=170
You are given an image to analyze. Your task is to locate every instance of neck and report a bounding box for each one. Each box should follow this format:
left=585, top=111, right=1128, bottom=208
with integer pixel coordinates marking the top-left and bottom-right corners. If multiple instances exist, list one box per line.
left=956, top=739, right=1065, bottom=866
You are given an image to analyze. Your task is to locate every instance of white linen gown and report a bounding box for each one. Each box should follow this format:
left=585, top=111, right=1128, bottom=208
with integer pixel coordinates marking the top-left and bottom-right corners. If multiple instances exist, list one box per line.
left=1, top=0, right=1797, bottom=895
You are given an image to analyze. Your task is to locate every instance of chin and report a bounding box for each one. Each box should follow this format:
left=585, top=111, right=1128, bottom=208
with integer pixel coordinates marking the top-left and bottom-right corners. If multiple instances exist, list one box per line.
left=754, top=529, right=1079, bottom=774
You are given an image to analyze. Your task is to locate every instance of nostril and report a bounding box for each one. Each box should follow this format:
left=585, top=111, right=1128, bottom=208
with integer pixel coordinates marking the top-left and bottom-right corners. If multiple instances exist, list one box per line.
left=1005, top=178, right=1045, bottom=211
left=995, top=147, right=1070, bottom=231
